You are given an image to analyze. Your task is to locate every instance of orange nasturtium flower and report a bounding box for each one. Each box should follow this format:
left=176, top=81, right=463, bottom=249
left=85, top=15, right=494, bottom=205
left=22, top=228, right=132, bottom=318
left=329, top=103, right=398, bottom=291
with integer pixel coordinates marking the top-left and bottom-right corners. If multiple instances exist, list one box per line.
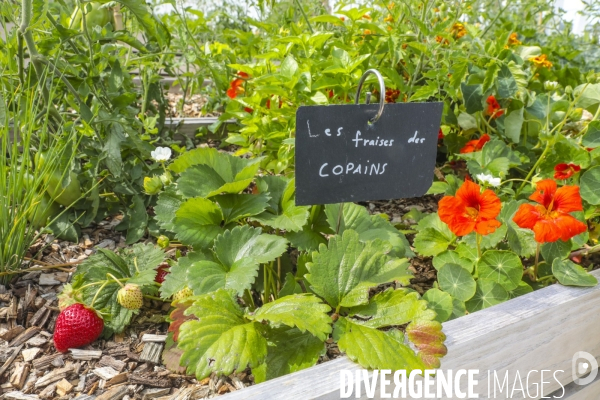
left=226, top=72, right=249, bottom=99
left=438, top=180, right=502, bottom=236
left=554, top=163, right=581, bottom=180
left=508, top=32, right=521, bottom=46
left=529, top=54, right=553, bottom=69
left=451, top=22, right=467, bottom=39
left=226, top=79, right=244, bottom=99
left=513, top=179, right=587, bottom=243
left=485, top=95, right=504, bottom=118
left=460, top=134, right=490, bottom=154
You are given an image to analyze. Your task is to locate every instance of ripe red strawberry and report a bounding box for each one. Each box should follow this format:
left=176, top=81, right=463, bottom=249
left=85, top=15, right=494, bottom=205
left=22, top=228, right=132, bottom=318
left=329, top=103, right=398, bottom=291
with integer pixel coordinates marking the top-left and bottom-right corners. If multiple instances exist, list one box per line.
left=155, top=263, right=170, bottom=284
left=53, top=303, right=104, bottom=353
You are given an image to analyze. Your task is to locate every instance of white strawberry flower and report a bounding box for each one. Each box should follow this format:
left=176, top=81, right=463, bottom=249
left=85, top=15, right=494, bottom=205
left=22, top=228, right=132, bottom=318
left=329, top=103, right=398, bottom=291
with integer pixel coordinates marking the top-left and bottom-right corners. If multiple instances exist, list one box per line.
left=476, top=173, right=501, bottom=187
left=151, top=147, right=172, bottom=162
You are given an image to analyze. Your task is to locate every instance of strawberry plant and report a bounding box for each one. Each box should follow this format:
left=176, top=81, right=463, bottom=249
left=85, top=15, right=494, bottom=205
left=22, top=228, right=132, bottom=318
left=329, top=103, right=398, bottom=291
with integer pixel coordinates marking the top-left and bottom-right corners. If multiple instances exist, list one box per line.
left=60, top=243, right=165, bottom=333
left=169, top=230, right=446, bottom=382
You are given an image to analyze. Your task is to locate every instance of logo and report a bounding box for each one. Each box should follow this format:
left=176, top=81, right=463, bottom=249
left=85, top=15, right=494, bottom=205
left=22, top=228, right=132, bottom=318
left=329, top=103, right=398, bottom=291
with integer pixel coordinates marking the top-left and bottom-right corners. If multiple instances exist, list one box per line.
left=572, top=351, right=598, bottom=385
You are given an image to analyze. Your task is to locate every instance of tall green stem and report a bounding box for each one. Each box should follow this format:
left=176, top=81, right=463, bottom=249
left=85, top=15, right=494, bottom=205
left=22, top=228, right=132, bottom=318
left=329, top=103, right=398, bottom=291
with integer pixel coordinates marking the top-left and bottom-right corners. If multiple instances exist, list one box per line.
left=517, top=141, right=551, bottom=195
left=294, top=0, right=314, bottom=34
left=532, top=243, right=541, bottom=282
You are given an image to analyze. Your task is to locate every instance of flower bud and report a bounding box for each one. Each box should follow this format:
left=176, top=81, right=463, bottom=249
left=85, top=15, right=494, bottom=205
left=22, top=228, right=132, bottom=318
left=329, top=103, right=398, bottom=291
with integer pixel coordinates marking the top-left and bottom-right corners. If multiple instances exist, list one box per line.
left=144, top=176, right=162, bottom=195
left=157, top=235, right=170, bottom=249
left=565, top=85, right=573, bottom=95
left=160, top=171, right=173, bottom=186
left=544, top=81, right=559, bottom=91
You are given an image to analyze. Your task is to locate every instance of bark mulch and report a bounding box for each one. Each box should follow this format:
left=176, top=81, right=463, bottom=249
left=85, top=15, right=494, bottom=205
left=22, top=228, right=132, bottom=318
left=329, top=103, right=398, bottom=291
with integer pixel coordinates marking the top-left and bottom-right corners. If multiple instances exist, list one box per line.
left=0, top=217, right=253, bottom=400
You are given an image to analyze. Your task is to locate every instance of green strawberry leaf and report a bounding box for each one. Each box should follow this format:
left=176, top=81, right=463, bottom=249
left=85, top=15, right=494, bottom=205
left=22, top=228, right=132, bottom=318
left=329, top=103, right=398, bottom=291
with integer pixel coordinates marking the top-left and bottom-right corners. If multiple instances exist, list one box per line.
left=187, top=226, right=288, bottom=295
left=170, top=146, right=261, bottom=177
left=214, top=193, right=270, bottom=223
left=173, top=197, right=225, bottom=248
left=253, top=327, right=325, bottom=383
left=552, top=259, right=598, bottom=287
left=160, top=252, right=212, bottom=299
left=348, top=288, right=435, bottom=328
left=413, top=214, right=455, bottom=257
left=324, top=202, right=411, bottom=257
left=250, top=176, right=309, bottom=232
left=248, top=294, right=331, bottom=341
left=334, top=317, right=424, bottom=371
left=305, top=230, right=412, bottom=309
left=179, top=289, right=267, bottom=379
left=154, top=188, right=183, bottom=233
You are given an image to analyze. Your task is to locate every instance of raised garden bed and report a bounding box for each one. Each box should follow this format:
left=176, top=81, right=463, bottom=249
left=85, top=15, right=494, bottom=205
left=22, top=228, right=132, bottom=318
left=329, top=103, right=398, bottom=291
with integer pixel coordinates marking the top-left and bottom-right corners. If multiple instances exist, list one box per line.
left=222, top=268, right=600, bottom=399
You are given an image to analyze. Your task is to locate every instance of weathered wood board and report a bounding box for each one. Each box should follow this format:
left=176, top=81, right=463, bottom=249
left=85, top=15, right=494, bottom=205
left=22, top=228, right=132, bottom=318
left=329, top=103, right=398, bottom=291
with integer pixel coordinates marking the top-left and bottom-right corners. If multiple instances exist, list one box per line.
left=222, top=269, right=600, bottom=399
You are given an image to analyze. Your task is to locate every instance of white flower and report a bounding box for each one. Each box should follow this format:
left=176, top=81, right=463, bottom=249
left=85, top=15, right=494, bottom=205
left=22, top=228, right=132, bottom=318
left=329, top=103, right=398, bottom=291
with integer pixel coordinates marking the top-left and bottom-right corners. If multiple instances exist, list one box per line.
left=544, top=81, right=560, bottom=91
left=151, top=147, right=172, bottom=162
left=476, top=173, right=501, bottom=187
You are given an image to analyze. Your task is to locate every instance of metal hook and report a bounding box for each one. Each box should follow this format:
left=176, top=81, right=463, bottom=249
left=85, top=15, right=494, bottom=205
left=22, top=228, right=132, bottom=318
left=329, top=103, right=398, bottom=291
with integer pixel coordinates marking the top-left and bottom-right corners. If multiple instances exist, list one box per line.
left=354, top=69, right=386, bottom=124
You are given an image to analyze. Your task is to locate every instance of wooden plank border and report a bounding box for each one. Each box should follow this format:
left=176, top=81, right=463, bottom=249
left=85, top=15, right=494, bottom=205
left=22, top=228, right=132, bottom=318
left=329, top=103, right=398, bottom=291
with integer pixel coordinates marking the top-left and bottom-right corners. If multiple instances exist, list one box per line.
left=222, top=269, right=600, bottom=399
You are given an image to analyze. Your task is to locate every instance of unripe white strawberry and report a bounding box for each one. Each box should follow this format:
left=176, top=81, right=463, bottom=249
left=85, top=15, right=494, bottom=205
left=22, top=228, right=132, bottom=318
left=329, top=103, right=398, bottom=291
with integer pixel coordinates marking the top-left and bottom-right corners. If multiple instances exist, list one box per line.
left=117, top=284, right=143, bottom=310
left=173, top=287, right=193, bottom=303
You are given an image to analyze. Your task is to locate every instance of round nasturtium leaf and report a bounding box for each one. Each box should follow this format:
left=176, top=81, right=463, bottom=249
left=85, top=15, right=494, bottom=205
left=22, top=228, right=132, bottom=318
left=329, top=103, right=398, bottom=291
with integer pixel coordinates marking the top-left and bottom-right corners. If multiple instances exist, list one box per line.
left=477, top=250, right=523, bottom=291
left=541, top=240, right=571, bottom=265
left=432, top=250, right=474, bottom=273
left=507, top=281, right=533, bottom=299
left=422, top=288, right=453, bottom=323
left=552, top=259, right=598, bottom=287
left=580, top=166, right=600, bottom=205
left=465, top=279, right=509, bottom=313
left=437, top=263, right=476, bottom=302
left=450, top=297, right=466, bottom=320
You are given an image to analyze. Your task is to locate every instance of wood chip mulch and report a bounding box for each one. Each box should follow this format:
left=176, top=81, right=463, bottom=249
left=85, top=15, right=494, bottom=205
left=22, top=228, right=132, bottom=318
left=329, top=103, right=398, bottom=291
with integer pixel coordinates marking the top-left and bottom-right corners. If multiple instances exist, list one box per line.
left=165, top=93, right=217, bottom=119
left=0, top=217, right=252, bottom=400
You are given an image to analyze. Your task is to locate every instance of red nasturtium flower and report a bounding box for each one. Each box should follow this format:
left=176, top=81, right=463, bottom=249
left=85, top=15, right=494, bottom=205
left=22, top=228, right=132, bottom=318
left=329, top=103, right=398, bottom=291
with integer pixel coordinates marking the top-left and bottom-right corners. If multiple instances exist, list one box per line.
left=513, top=179, right=587, bottom=243
left=554, top=163, right=581, bottom=180
left=460, top=133, right=490, bottom=154
left=226, top=72, right=250, bottom=99
left=438, top=180, right=502, bottom=236
left=226, top=78, right=244, bottom=99
left=438, top=129, right=444, bottom=140
left=485, top=95, right=504, bottom=118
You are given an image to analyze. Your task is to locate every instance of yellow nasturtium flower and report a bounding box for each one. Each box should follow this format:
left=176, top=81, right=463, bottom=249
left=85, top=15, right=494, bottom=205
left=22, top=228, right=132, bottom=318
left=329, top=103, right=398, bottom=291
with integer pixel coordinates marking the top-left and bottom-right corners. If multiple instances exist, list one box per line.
left=529, top=54, right=553, bottom=69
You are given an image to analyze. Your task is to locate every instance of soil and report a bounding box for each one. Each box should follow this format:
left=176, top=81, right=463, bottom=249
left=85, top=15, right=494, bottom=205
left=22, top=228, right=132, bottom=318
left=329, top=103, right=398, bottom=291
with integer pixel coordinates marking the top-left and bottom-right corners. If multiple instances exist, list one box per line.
left=361, top=194, right=442, bottom=294
left=0, top=217, right=253, bottom=399
left=165, top=93, right=218, bottom=119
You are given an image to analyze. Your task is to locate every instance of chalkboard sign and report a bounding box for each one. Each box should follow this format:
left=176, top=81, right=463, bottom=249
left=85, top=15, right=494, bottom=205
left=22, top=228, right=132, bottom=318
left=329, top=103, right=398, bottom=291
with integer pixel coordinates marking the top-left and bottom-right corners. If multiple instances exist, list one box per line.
left=295, top=102, right=443, bottom=206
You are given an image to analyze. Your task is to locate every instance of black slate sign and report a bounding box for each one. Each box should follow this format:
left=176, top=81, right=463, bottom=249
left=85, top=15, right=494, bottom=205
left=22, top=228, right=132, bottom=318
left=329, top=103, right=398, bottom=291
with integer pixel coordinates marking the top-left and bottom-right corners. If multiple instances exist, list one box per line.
left=295, top=102, right=443, bottom=206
